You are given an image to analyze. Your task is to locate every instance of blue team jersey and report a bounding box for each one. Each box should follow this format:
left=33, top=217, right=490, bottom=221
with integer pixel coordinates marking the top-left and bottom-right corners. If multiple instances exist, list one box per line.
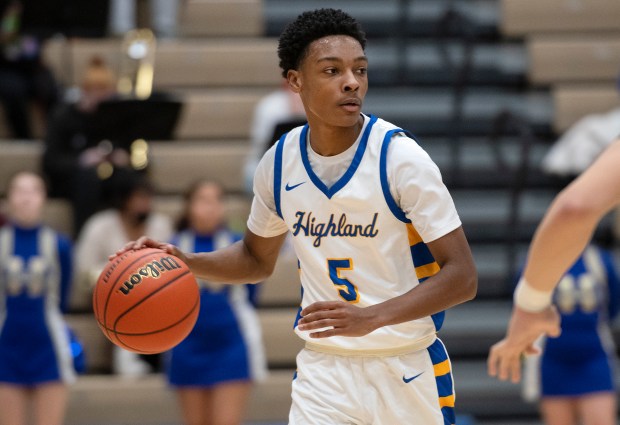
left=541, top=245, right=620, bottom=396
left=166, top=229, right=266, bottom=387
left=0, top=224, right=75, bottom=385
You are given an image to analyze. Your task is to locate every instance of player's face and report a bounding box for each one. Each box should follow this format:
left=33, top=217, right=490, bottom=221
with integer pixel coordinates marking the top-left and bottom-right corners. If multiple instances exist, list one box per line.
left=189, top=183, right=225, bottom=234
left=7, top=172, right=46, bottom=227
left=289, top=35, right=368, bottom=128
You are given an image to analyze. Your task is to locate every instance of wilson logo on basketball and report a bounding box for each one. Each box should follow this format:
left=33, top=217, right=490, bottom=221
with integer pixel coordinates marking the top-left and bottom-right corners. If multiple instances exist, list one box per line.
left=119, top=256, right=183, bottom=295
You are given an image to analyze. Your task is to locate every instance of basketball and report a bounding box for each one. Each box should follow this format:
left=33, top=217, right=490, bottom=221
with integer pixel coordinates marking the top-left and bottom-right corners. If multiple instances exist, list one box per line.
left=93, top=248, right=200, bottom=354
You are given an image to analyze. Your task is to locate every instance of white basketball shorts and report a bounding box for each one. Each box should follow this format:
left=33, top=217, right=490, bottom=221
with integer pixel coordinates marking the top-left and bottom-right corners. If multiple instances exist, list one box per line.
left=289, top=338, right=456, bottom=425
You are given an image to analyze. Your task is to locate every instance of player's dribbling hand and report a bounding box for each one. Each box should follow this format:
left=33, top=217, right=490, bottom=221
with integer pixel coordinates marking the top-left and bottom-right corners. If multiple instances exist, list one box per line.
left=487, top=305, right=560, bottom=383
left=297, top=301, right=380, bottom=338
left=109, top=237, right=185, bottom=262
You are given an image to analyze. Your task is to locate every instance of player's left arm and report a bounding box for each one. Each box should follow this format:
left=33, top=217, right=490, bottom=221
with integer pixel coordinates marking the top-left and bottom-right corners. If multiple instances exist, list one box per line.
left=297, top=226, right=477, bottom=338
left=368, top=225, right=478, bottom=324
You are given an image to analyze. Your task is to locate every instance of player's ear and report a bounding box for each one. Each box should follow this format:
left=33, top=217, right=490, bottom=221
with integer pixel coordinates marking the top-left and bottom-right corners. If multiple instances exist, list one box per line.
left=287, top=70, right=302, bottom=93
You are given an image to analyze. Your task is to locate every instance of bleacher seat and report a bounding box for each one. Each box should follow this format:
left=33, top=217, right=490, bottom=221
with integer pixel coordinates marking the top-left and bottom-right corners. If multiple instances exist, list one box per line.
left=364, top=87, right=552, bottom=137
left=259, top=248, right=301, bottom=307
left=153, top=193, right=251, bottom=232
left=501, top=0, right=620, bottom=36
left=259, top=308, right=304, bottom=368
left=528, top=34, right=620, bottom=85
left=179, top=0, right=265, bottom=37
left=43, top=38, right=281, bottom=89
left=153, top=39, right=279, bottom=88
left=0, top=142, right=41, bottom=194
left=366, top=40, right=527, bottom=87
left=149, top=140, right=248, bottom=194
left=0, top=140, right=250, bottom=195
left=265, top=0, right=500, bottom=40
left=65, top=371, right=293, bottom=424
left=174, top=90, right=269, bottom=139
left=0, top=89, right=270, bottom=142
left=552, top=83, right=619, bottom=132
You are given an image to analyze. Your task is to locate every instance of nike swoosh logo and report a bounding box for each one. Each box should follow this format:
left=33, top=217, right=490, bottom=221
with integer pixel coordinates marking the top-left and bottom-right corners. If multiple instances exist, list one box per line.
left=285, top=181, right=306, bottom=191
left=402, top=372, right=424, bottom=383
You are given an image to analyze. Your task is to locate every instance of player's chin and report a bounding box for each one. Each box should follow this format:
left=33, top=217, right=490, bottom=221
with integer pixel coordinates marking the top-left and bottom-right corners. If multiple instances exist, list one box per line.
left=328, top=111, right=362, bottom=127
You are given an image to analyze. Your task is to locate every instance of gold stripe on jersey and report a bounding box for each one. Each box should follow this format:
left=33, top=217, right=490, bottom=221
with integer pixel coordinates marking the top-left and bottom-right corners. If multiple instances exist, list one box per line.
left=433, top=359, right=451, bottom=376
left=439, top=394, right=455, bottom=408
left=416, top=262, right=441, bottom=280
left=407, top=224, right=424, bottom=245
left=406, top=223, right=440, bottom=282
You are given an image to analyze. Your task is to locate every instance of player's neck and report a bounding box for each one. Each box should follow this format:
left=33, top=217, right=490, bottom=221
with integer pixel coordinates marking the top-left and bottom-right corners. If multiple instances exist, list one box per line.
left=307, top=116, right=363, bottom=157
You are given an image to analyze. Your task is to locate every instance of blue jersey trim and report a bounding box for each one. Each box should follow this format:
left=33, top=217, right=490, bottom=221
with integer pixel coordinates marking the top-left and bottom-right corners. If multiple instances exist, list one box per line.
left=299, top=114, right=378, bottom=199
left=431, top=311, right=445, bottom=331
left=273, top=132, right=288, bottom=219
left=293, top=284, right=304, bottom=329
left=427, top=339, right=455, bottom=425
left=379, top=128, right=411, bottom=223
left=410, top=243, right=436, bottom=268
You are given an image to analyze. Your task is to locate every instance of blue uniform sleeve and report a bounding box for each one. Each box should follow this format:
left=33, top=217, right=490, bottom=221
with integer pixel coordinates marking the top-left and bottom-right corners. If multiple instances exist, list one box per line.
left=600, top=249, right=620, bottom=321
left=57, top=235, right=73, bottom=313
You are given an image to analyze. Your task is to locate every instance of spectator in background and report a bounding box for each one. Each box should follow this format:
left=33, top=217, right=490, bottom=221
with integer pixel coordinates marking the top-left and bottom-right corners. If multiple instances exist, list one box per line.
left=108, top=0, right=180, bottom=39
left=0, top=171, right=75, bottom=425
left=542, top=71, right=620, bottom=177
left=243, top=81, right=305, bottom=193
left=521, top=243, right=619, bottom=425
left=166, top=179, right=267, bottom=425
left=0, top=0, right=59, bottom=139
left=42, top=55, right=130, bottom=234
left=73, top=173, right=172, bottom=375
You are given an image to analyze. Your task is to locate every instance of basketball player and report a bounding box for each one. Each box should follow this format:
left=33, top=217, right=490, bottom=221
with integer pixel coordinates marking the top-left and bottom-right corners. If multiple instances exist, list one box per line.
left=0, top=172, right=75, bottom=425
left=488, top=137, right=620, bottom=384
left=116, top=8, right=477, bottom=424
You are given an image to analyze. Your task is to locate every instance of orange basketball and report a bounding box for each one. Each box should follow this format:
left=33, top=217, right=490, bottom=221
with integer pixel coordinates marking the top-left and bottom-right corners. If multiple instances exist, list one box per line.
left=93, top=248, right=200, bottom=354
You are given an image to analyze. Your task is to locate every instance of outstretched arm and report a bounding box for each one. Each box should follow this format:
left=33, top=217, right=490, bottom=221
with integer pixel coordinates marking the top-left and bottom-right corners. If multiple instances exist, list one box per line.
left=116, top=229, right=288, bottom=284
left=488, top=138, right=620, bottom=383
left=523, top=139, right=620, bottom=293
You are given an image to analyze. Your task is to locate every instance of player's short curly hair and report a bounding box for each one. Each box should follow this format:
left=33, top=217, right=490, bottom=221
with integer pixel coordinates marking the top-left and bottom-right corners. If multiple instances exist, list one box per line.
left=277, top=8, right=367, bottom=78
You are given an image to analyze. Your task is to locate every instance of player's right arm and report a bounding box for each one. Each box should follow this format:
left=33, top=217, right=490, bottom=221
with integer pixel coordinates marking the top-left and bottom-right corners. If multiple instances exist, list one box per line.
left=116, top=229, right=286, bottom=284
left=115, top=144, right=290, bottom=284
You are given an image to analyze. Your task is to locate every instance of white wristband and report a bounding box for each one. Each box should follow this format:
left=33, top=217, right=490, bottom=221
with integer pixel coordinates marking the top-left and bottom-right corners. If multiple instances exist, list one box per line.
left=514, top=278, right=553, bottom=313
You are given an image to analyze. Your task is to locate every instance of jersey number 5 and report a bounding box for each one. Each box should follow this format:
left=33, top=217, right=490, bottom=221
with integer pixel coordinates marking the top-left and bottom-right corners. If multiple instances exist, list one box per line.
left=327, top=258, right=360, bottom=303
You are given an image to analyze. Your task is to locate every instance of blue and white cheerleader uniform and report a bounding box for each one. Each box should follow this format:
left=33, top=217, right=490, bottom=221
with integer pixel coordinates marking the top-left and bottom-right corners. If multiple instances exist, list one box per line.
left=0, top=224, right=76, bottom=385
left=166, top=229, right=267, bottom=387
left=541, top=245, right=619, bottom=396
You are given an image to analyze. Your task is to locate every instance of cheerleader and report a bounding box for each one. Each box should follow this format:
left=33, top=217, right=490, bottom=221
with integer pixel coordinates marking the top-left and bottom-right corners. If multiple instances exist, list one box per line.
left=0, top=171, right=74, bottom=425
left=166, top=180, right=267, bottom=425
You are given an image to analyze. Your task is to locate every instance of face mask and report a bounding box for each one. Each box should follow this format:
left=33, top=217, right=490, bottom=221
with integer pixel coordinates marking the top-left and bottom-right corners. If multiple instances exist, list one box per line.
left=132, top=211, right=149, bottom=225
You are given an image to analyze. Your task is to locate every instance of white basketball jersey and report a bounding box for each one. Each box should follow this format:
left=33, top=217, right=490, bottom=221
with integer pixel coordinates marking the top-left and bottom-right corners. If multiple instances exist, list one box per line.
left=273, top=115, right=445, bottom=351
